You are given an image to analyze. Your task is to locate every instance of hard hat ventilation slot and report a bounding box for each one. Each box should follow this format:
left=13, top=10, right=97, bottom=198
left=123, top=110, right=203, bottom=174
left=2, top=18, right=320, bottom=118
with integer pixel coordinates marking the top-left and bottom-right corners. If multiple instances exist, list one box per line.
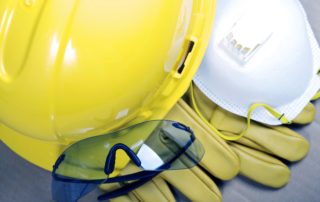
left=177, top=41, right=195, bottom=74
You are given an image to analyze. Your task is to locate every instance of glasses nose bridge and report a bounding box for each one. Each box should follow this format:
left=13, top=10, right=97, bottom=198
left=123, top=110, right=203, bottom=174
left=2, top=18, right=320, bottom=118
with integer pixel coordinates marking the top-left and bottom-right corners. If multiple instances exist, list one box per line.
left=104, top=143, right=142, bottom=175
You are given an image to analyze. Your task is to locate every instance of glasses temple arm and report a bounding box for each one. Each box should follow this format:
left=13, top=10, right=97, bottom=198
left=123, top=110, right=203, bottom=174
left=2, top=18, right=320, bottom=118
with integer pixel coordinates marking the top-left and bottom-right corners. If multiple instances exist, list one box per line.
left=104, top=143, right=142, bottom=175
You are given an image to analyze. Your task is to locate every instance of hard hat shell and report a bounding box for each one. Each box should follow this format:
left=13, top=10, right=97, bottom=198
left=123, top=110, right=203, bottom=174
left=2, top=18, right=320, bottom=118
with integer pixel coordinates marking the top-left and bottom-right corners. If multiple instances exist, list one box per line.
left=0, top=0, right=216, bottom=170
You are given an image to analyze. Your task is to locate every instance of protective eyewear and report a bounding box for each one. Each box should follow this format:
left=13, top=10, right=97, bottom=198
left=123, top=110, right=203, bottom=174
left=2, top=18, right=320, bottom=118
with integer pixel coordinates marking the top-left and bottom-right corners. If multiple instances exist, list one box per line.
left=52, top=120, right=204, bottom=201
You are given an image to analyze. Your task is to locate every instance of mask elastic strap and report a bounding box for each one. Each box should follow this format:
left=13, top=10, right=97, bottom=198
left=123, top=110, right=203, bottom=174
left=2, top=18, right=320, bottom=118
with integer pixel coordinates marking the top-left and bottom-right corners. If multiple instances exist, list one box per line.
left=189, top=82, right=290, bottom=141
left=312, top=91, right=320, bottom=101
left=247, top=103, right=291, bottom=125
left=189, top=83, right=239, bottom=141
left=312, top=69, right=320, bottom=101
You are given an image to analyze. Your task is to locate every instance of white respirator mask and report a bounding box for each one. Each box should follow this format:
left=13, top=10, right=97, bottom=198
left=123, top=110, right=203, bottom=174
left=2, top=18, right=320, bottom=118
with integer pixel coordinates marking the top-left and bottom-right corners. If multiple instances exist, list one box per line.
left=194, top=0, right=320, bottom=125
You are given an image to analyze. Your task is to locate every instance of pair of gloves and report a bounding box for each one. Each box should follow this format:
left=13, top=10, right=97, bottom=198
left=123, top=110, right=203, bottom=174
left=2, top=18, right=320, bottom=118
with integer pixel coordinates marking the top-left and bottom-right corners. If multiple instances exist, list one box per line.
left=101, top=84, right=316, bottom=202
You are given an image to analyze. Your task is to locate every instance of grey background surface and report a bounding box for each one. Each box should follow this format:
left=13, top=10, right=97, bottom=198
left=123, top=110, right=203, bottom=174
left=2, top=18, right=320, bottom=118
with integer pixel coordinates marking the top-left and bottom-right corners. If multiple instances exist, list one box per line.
left=0, top=0, right=319, bottom=201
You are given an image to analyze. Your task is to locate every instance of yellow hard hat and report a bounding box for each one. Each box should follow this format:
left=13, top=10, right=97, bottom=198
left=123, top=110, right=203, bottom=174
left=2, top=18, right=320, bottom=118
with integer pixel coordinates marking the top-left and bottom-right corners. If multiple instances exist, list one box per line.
left=0, top=0, right=216, bottom=170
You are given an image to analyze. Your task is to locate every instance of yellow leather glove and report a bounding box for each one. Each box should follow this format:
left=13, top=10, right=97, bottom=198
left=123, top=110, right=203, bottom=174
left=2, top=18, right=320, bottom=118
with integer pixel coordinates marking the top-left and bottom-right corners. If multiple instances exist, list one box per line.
left=187, top=84, right=316, bottom=188
left=102, top=163, right=222, bottom=202
left=103, top=0, right=319, bottom=199
left=102, top=86, right=316, bottom=201
left=104, top=85, right=315, bottom=201
left=100, top=99, right=240, bottom=202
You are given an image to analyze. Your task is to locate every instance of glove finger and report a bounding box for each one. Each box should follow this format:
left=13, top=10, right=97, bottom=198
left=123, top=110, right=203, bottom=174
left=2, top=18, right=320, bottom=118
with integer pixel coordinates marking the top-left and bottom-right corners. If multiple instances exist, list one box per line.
left=100, top=165, right=175, bottom=202
left=126, top=177, right=175, bottom=202
left=161, top=166, right=222, bottom=202
left=166, top=99, right=239, bottom=180
left=229, top=143, right=290, bottom=188
left=109, top=194, right=139, bottom=202
left=211, top=106, right=309, bottom=161
left=99, top=183, right=139, bottom=202
left=292, top=102, right=316, bottom=124
left=107, top=167, right=222, bottom=202
left=239, top=125, right=309, bottom=162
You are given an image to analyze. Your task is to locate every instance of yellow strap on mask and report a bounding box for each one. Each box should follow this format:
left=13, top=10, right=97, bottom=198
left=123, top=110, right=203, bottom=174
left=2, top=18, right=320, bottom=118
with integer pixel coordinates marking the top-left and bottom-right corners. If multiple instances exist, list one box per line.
left=312, top=91, right=320, bottom=101
left=189, top=83, right=291, bottom=141
left=314, top=69, right=320, bottom=101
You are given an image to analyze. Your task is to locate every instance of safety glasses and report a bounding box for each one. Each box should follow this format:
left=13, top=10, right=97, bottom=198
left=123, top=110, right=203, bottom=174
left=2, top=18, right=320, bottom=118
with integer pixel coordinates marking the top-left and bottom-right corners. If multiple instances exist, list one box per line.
left=52, top=120, right=204, bottom=201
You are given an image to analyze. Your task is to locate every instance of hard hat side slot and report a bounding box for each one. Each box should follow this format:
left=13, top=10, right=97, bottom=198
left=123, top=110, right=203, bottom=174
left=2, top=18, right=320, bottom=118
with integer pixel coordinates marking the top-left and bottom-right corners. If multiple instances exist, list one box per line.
left=177, top=40, right=195, bottom=75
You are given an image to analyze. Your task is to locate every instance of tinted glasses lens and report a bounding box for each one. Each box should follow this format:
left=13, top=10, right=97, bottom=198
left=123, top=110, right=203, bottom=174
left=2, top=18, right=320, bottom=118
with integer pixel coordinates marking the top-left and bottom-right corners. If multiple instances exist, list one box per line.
left=139, top=121, right=204, bottom=170
left=54, top=120, right=204, bottom=180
